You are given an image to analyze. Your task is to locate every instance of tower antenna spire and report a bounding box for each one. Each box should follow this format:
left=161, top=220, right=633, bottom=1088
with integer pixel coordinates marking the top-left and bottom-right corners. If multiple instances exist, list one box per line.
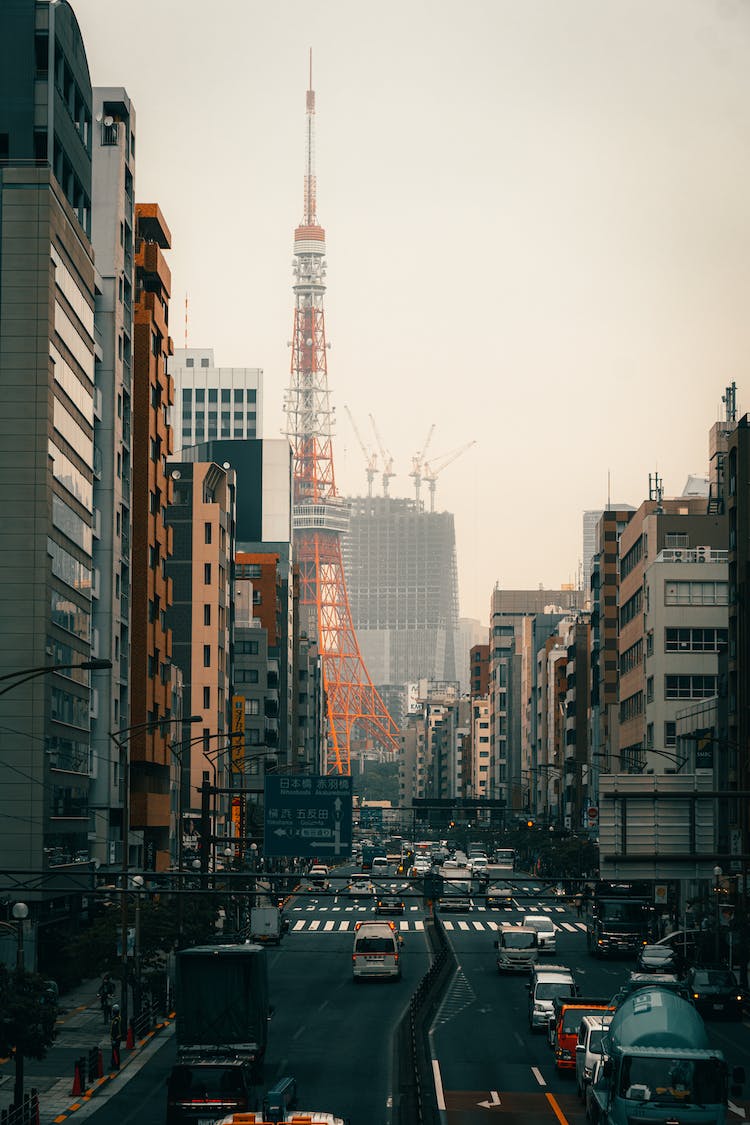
left=283, top=60, right=398, bottom=773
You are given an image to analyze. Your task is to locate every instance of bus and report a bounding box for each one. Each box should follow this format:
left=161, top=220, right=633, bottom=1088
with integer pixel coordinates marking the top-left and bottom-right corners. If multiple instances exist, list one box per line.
left=494, top=848, right=516, bottom=872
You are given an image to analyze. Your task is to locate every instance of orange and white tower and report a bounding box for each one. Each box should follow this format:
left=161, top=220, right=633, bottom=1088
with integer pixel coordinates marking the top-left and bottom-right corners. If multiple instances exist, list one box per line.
left=284, top=55, right=398, bottom=773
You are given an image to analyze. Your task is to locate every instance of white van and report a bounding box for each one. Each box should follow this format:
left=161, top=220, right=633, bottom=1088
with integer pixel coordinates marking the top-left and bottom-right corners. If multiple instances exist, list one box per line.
left=371, top=856, right=390, bottom=875
left=352, top=920, right=402, bottom=980
left=523, top=913, right=557, bottom=954
left=494, top=924, right=538, bottom=972
left=527, top=964, right=577, bottom=1031
left=575, top=1013, right=612, bottom=1099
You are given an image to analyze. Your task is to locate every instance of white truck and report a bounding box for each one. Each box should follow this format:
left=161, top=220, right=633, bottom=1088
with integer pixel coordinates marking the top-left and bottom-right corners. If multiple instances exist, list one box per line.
left=249, top=905, right=287, bottom=944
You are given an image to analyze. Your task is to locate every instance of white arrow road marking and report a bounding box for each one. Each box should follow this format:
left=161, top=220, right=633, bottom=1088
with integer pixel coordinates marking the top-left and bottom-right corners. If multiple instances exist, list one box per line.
left=477, top=1091, right=502, bottom=1108
left=728, top=1100, right=747, bottom=1119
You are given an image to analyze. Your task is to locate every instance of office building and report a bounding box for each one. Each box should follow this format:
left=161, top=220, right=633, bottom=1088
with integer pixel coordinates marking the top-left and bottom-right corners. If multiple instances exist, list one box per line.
left=89, top=87, right=136, bottom=869
left=0, top=0, right=103, bottom=940
left=170, top=348, right=262, bottom=455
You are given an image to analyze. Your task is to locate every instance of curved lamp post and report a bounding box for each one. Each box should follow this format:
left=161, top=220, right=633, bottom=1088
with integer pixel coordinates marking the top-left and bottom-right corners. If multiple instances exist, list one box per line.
left=0, top=658, right=111, bottom=698
left=11, top=902, right=28, bottom=1107
left=109, top=714, right=201, bottom=1026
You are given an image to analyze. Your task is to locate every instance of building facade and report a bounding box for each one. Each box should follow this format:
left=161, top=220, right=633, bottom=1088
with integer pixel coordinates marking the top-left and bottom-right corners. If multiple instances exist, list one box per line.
left=170, top=347, right=262, bottom=455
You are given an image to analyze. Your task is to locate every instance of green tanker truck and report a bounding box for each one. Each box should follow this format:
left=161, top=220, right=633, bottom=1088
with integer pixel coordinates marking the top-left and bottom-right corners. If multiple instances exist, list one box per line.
left=590, top=986, right=744, bottom=1125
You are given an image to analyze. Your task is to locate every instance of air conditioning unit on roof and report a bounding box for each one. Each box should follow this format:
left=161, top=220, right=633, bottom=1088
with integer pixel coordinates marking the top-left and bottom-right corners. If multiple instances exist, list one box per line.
left=695, top=545, right=710, bottom=562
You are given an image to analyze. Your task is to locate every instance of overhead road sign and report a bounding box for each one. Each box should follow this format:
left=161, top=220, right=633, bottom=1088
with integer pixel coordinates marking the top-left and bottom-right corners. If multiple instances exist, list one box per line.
left=264, top=775, right=353, bottom=859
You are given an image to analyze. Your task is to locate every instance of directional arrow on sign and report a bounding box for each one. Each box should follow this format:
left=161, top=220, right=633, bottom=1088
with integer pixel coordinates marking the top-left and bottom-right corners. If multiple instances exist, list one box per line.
left=477, top=1091, right=501, bottom=1108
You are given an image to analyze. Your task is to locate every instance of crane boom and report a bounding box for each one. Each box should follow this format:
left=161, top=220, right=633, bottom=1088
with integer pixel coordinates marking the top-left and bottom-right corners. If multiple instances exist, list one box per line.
left=410, top=423, right=436, bottom=505
left=423, top=439, right=477, bottom=512
left=344, top=403, right=378, bottom=497
left=368, top=413, right=395, bottom=497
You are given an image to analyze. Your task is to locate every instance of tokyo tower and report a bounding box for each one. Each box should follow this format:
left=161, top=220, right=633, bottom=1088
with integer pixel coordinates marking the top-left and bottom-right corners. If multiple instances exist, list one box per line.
left=284, top=55, right=398, bottom=774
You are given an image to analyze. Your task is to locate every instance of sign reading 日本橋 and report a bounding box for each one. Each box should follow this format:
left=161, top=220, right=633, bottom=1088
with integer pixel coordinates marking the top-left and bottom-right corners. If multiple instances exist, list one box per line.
left=263, top=775, right=353, bottom=858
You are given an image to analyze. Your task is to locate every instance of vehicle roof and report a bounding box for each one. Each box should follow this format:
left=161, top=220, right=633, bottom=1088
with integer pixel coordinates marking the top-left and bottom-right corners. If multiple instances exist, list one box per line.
left=501, top=923, right=536, bottom=931
left=532, top=964, right=574, bottom=979
left=580, top=1014, right=613, bottom=1029
left=523, top=914, right=555, bottom=926
left=609, top=988, right=710, bottom=1050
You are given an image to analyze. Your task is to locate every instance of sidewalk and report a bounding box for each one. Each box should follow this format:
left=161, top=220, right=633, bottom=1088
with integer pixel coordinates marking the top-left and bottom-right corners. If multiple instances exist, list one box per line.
left=0, top=979, right=173, bottom=1124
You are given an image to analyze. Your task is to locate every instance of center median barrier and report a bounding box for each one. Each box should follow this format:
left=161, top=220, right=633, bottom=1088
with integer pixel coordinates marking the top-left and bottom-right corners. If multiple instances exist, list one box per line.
left=393, top=913, right=456, bottom=1125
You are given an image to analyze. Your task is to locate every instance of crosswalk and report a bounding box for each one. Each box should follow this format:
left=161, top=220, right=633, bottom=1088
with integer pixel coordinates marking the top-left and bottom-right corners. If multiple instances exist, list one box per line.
left=283, top=898, right=589, bottom=935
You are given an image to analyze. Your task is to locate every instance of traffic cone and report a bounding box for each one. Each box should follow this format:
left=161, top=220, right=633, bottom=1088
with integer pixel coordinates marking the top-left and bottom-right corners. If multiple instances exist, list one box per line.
left=126, top=1020, right=135, bottom=1049
left=97, top=1048, right=103, bottom=1078
left=71, top=1058, right=83, bottom=1096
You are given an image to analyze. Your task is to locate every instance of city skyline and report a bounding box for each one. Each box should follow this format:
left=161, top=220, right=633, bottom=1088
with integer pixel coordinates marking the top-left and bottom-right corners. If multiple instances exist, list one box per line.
left=71, top=0, right=750, bottom=620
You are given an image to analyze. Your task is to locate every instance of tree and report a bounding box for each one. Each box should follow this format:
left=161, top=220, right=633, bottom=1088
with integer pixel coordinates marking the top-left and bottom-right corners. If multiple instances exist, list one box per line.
left=0, top=964, right=57, bottom=1106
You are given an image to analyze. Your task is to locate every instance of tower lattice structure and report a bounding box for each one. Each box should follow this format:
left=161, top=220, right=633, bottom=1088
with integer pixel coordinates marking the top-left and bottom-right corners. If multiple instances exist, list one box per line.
left=284, top=58, right=398, bottom=774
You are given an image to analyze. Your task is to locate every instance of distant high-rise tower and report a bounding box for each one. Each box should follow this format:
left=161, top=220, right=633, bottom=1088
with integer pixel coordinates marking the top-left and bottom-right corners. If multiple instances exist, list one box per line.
left=283, top=56, right=397, bottom=773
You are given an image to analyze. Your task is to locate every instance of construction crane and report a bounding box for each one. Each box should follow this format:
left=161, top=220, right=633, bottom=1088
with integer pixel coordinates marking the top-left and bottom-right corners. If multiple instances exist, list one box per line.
left=368, top=413, right=396, bottom=497
left=410, top=423, right=435, bottom=506
left=344, top=404, right=378, bottom=496
left=423, top=439, right=477, bottom=512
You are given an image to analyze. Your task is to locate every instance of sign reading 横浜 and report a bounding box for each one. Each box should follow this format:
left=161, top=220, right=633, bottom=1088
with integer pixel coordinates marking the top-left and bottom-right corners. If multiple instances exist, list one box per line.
left=264, top=775, right=353, bottom=858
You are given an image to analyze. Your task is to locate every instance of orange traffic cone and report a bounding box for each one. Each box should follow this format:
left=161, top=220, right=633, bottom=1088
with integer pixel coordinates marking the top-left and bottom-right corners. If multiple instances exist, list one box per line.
left=126, top=1020, right=135, bottom=1049
left=71, top=1058, right=83, bottom=1096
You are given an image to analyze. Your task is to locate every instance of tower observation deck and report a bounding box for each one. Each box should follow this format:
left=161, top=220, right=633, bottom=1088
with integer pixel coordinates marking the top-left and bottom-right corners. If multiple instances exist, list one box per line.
left=284, top=56, right=398, bottom=773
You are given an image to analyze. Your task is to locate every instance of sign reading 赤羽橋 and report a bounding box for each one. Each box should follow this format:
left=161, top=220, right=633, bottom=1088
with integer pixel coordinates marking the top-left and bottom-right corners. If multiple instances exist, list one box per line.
left=264, top=774, right=353, bottom=858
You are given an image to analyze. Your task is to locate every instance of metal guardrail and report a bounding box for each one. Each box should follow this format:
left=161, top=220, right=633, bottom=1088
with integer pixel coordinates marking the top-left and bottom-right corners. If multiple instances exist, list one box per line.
left=0, top=1091, right=39, bottom=1125
left=394, top=913, right=456, bottom=1125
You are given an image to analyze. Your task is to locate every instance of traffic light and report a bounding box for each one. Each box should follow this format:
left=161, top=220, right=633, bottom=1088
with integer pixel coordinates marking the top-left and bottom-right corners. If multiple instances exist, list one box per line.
left=525, top=819, right=535, bottom=829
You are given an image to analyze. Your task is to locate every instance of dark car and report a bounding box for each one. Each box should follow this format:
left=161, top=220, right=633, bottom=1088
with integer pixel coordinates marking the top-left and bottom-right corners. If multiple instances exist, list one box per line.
left=485, top=882, right=514, bottom=908
left=166, top=1058, right=257, bottom=1125
left=654, top=928, right=703, bottom=968
left=376, top=892, right=405, bottom=915
left=615, top=972, right=692, bottom=1006
left=637, top=943, right=682, bottom=975
left=687, top=967, right=745, bottom=1020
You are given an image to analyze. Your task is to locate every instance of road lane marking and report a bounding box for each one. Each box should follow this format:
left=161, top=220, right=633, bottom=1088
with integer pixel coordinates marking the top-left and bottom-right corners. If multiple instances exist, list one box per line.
left=545, top=1092, right=569, bottom=1124
left=323, top=921, right=334, bottom=931
left=309, top=919, right=321, bottom=930
left=472, top=921, right=484, bottom=931
left=560, top=922, right=577, bottom=932
left=293, top=920, right=306, bottom=931
left=338, top=921, right=351, bottom=930
left=458, top=921, right=470, bottom=931
left=415, top=920, right=425, bottom=930
left=432, top=1059, right=446, bottom=1111
left=531, top=1067, right=546, bottom=1087
left=443, top=921, right=455, bottom=930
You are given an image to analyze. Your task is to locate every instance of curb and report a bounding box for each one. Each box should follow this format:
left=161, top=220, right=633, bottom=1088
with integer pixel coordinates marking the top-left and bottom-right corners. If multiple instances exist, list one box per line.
left=49, top=1015, right=174, bottom=1123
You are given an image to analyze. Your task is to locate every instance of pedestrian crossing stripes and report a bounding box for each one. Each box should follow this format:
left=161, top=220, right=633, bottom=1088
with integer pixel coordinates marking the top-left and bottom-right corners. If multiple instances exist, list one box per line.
left=285, top=917, right=587, bottom=934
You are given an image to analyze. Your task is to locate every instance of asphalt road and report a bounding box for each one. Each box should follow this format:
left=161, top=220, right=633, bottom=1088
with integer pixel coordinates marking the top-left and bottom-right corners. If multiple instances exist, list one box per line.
left=430, top=877, right=750, bottom=1124
left=75, top=869, right=750, bottom=1125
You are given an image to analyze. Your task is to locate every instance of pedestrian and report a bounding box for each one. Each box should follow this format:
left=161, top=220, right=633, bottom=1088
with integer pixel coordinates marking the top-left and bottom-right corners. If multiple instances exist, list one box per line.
left=98, top=972, right=114, bottom=1025
left=110, top=1003, right=122, bottom=1070
left=574, top=893, right=583, bottom=918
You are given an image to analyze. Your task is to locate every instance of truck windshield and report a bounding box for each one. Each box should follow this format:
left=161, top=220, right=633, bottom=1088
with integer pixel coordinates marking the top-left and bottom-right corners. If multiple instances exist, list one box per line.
left=503, top=931, right=536, bottom=949
left=619, top=1056, right=724, bottom=1106
left=598, top=901, right=645, bottom=923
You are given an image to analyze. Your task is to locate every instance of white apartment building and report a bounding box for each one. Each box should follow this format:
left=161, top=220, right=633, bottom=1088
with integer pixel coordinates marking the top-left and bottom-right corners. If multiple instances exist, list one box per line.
left=170, top=347, right=263, bottom=453
left=471, top=697, right=491, bottom=797
left=642, top=547, right=728, bottom=769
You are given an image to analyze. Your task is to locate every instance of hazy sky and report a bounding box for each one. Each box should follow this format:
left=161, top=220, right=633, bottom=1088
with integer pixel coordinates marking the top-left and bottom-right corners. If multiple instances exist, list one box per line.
left=73, top=0, right=750, bottom=621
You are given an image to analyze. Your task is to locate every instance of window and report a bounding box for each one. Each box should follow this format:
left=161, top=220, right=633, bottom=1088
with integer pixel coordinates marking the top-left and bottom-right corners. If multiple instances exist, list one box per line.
left=234, top=389, right=244, bottom=402
left=204, top=563, right=211, bottom=584
left=620, top=588, right=643, bottom=627
left=619, top=692, right=643, bottom=723
left=203, top=645, right=211, bottom=668
left=208, top=388, right=217, bottom=402
left=664, top=721, right=677, bottom=748
left=221, top=389, right=231, bottom=403
left=665, top=675, right=717, bottom=700
left=204, top=521, right=212, bottom=544
left=664, top=581, right=728, bottom=606
left=237, top=639, right=259, bottom=655
left=235, top=669, right=259, bottom=684
left=186, top=357, right=194, bottom=367
left=646, top=676, right=654, bottom=703
left=665, top=627, right=728, bottom=653
left=646, top=723, right=654, bottom=748
left=204, top=604, right=211, bottom=626
left=203, top=686, right=210, bottom=708
left=246, top=699, right=260, bottom=716
left=620, top=640, right=642, bottom=676
left=201, top=357, right=209, bottom=367
left=620, top=536, right=643, bottom=580
left=195, top=388, right=205, bottom=403
left=665, top=532, right=689, bottom=548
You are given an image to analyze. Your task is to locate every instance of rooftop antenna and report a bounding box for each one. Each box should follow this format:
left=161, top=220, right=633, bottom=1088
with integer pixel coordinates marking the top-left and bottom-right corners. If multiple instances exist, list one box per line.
left=723, top=381, right=737, bottom=424
left=649, top=470, right=664, bottom=511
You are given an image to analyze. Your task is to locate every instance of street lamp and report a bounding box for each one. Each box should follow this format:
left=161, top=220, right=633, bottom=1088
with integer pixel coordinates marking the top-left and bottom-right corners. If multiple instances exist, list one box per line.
left=714, top=865, right=723, bottom=963
left=11, top=902, right=28, bottom=1107
left=109, top=714, right=201, bottom=1027
left=0, top=658, right=111, bottom=698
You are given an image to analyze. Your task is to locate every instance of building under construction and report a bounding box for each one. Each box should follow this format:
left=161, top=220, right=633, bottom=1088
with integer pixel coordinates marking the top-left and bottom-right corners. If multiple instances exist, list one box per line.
left=341, top=496, right=460, bottom=708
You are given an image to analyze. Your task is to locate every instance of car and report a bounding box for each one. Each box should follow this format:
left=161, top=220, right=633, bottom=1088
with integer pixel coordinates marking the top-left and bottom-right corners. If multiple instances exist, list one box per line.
left=654, top=928, right=703, bottom=967
left=485, top=882, right=514, bottom=908
left=615, top=972, right=693, bottom=1006
left=585, top=1057, right=608, bottom=1125
left=376, top=892, right=405, bottom=915
left=348, top=878, right=376, bottom=897
left=686, top=966, right=745, bottom=1019
left=166, top=1058, right=257, bottom=1125
left=523, top=914, right=557, bottom=954
left=308, top=864, right=330, bottom=889
left=636, top=943, right=682, bottom=975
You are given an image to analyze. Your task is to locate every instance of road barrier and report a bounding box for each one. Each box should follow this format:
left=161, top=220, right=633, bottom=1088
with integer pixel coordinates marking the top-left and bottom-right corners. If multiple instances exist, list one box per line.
left=394, top=916, right=456, bottom=1125
left=0, top=1090, right=39, bottom=1125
